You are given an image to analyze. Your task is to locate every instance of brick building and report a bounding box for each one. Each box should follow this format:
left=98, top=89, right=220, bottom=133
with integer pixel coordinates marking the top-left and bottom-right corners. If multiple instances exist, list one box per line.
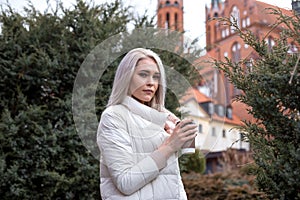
left=157, top=0, right=296, bottom=173
left=157, top=0, right=184, bottom=32
left=203, top=0, right=295, bottom=113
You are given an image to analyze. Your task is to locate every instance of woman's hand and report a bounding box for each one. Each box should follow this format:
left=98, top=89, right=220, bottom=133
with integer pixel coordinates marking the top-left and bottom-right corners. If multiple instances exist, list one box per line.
left=164, top=113, right=180, bottom=134
left=158, top=119, right=197, bottom=159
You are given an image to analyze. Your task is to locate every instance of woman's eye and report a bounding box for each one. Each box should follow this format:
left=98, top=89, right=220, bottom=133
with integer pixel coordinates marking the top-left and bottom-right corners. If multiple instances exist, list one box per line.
left=139, top=73, right=148, bottom=78
left=153, top=75, right=161, bottom=80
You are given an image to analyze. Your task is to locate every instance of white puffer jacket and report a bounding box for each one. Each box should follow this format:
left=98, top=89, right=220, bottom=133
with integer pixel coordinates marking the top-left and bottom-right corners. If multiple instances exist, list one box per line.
left=97, top=96, right=187, bottom=200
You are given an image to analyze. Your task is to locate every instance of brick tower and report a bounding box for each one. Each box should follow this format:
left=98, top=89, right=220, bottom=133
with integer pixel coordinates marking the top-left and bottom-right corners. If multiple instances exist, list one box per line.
left=157, top=0, right=184, bottom=32
left=202, top=0, right=294, bottom=107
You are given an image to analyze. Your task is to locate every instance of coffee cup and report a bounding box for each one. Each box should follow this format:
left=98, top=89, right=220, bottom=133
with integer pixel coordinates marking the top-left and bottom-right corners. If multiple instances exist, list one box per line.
left=180, top=121, right=196, bottom=154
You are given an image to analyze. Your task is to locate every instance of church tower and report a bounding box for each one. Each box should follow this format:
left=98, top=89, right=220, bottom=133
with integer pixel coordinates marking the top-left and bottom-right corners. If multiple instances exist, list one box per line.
left=157, top=0, right=184, bottom=32
left=205, top=0, right=223, bottom=51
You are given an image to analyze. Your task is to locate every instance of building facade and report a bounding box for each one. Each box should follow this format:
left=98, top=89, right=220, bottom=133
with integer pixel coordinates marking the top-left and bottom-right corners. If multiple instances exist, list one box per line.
left=157, top=0, right=295, bottom=173
left=180, top=88, right=250, bottom=173
left=157, top=0, right=184, bottom=32
left=202, top=0, right=295, bottom=109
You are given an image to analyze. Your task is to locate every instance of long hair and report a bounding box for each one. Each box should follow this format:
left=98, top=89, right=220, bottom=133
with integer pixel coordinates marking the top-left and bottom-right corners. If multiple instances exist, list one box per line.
left=107, top=48, right=166, bottom=111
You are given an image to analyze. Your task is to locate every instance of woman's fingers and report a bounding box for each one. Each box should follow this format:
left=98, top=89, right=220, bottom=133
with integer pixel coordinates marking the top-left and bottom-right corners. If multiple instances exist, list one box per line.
left=181, top=129, right=197, bottom=141
left=181, top=124, right=197, bottom=133
left=165, top=119, right=198, bottom=151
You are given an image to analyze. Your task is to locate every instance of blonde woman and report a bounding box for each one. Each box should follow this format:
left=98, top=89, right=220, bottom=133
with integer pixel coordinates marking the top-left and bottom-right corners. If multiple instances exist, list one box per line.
left=97, top=48, right=197, bottom=199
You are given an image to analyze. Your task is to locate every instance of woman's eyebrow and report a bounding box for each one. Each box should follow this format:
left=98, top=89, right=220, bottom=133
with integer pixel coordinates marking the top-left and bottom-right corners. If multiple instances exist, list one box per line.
left=139, top=70, right=160, bottom=74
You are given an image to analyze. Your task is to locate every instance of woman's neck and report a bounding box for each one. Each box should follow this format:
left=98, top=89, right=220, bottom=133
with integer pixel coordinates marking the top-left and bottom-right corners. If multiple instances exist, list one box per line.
left=131, top=95, right=151, bottom=107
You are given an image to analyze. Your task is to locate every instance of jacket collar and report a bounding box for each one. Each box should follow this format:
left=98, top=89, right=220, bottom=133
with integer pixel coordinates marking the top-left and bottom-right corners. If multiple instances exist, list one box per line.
left=121, top=96, right=168, bottom=127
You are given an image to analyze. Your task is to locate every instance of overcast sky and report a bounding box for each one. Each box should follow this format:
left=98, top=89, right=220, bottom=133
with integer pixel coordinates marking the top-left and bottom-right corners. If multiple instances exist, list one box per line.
left=0, top=0, right=293, bottom=48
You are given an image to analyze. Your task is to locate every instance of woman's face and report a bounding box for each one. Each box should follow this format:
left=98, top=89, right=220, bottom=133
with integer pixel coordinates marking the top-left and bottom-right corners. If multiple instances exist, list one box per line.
left=129, top=57, right=160, bottom=104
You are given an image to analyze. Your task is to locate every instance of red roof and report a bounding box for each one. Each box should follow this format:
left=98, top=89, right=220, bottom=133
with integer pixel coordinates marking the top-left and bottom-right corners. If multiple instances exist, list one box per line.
left=181, top=88, right=243, bottom=126
left=255, top=1, right=293, bottom=29
left=231, top=100, right=255, bottom=123
left=180, top=87, right=212, bottom=104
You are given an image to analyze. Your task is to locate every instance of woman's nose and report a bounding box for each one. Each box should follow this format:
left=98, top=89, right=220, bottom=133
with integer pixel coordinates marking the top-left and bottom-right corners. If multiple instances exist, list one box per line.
left=146, top=76, right=155, bottom=85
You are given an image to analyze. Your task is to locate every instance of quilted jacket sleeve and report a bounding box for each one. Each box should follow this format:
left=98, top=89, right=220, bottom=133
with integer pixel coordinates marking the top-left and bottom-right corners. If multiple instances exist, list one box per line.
left=97, top=108, right=166, bottom=195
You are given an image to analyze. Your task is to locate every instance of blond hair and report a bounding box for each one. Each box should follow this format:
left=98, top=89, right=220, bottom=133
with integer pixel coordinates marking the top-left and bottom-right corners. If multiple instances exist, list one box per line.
left=107, top=48, right=166, bottom=110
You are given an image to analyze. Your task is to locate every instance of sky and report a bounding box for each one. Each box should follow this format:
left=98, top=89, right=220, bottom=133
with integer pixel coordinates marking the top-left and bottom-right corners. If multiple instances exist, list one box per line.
left=0, top=0, right=293, bottom=48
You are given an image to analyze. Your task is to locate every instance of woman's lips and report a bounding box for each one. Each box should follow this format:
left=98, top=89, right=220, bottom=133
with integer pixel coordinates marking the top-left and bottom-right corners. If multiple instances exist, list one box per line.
left=143, top=89, right=154, bottom=94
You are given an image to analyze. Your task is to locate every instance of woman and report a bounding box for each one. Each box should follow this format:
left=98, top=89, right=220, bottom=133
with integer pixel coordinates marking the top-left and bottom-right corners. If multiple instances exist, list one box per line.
left=97, top=48, right=197, bottom=199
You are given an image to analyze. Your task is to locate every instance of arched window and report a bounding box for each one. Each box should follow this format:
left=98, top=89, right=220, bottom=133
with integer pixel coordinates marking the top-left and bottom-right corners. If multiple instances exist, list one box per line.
left=166, top=12, right=170, bottom=29
left=231, top=42, right=242, bottom=98
left=230, top=6, right=240, bottom=33
left=175, top=13, right=178, bottom=30
left=266, top=36, right=275, bottom=51
left=231, top=42, right=241, bottom=63
left=224, top=75, right=231, bottom=104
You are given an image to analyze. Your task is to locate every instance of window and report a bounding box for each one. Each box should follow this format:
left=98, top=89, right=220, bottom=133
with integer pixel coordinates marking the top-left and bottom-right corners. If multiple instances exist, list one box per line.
left=222, top=129, right=226, bottom=138
left=231, top=42, right=241, bottom=63
left=166, top=12, right=170, bottom=29
left=222, top=29, right=226, bottom=38
left=218, top=105, right=225, bottom=117
left=242, top=17, right=250, bottom=28
left=175, top=13, right=178, bottom=30
left=266, top=36, right=275, bottom=51
left=213, top=69, right=218, bottom=94
left=209, top=102, right=214, bottom=115
left=242, top=18, right=246, bottom=28
left=230, top=6, right=240, bottom=33
left=198, top=124, right=203, bottom=133
left=246, top=17, right=250, bottom=26
left=212, top=127, right=216, bottom=137
left=245, top=58, right=253, bottom=73
left=226, top=106, right=232, bottom=119
left=224, top=76, right=230, bottom=104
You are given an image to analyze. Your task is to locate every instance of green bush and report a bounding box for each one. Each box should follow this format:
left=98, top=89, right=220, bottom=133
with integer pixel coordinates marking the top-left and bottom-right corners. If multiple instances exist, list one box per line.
left=180, top=148, right=206, bottom=174
left=215, top=8, right=300, bottom=199
left=0, top=0, right=202, bottom=198
left=0, top=1, right=129, bottom=198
